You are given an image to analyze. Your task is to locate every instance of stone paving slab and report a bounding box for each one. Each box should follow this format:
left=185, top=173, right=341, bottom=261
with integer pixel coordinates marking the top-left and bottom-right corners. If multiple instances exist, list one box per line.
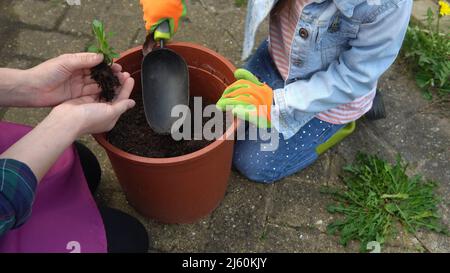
left=258, top=224, right=350, bottom=253
left=11, top=29, right=90, bottom=59
left=175, top=1, right=243, bottom=66
left=59, top=0, right=145, bottom=53
left=147, top=218, right=211, bottom=253
left=268, top=176, right=336, bottom=230
left=413, top=0, right=450, bottom=32
left=59, top=0, right=112, bottom=36
left=0, top=0, right=448, bottom=253
left=2, top=107, right=52, bottom=127
left=204, top=173, right=272, bottom=252
left=3, top=0, right=67, bottom=29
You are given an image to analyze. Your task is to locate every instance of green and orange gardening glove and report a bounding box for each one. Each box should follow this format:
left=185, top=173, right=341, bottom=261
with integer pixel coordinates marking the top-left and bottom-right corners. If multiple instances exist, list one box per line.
left=216, top=69, right=274, bottom=128
left=140, top=0, right=187, bottom=41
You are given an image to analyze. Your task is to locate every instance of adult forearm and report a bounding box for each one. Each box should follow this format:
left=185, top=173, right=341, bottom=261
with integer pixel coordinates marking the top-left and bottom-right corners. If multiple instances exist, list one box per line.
left=0, top=108, right=80, bottom=182
left=0, top=68, right=30, bottom=107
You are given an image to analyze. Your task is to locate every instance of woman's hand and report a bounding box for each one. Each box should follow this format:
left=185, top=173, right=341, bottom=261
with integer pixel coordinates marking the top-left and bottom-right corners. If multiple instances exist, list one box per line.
left=0, top=55, right=135, bottom=182
left=51, top=73, right=136, bottom=138
left=1, top=72, right=135, bottom=182
left=23, top=53, right=125, bottom=107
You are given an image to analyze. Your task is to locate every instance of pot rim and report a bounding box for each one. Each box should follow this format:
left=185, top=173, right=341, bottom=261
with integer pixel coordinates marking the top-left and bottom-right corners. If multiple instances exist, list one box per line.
left=93, top=43, right=239, bottom=166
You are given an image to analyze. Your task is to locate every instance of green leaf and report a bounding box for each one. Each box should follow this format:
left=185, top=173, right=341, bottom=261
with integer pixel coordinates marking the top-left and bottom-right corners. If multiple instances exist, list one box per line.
left=381, top=193, right=409, bottom=200
left=384, top=203, right=398, bottom=214
left=402, top=18, right=449, bottom=100
left=92, top=19, right=103, bottom=31
left=87, top=45, right=99, bottom=53
left=422, top=91, right=433, bottom=100
left=426, top=8, right=434, bottom=20
left=87, top=20, right=118, bottom=65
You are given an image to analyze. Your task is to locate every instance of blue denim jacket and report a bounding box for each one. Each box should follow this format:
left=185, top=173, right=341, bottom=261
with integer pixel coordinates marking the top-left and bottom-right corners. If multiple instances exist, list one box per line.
left=243, top=0, right=413, bottom=139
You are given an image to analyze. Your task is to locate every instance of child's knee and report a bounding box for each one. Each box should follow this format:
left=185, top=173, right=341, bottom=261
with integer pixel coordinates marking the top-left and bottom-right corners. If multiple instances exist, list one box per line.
left=233, top=143, right=320, bottom=183
left=233, top=155, right=282, bottom=184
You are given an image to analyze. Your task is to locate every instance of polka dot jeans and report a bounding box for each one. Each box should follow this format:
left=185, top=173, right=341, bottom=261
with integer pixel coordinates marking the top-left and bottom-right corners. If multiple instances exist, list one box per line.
left=233, top=40, right=345, bottom=183
left=233, top=119, right=344, bottom=183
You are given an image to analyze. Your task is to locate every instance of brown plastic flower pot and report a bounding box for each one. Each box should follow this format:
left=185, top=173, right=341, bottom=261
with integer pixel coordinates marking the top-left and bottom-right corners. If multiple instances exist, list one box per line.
left=93, top=43, right=237, bottom=224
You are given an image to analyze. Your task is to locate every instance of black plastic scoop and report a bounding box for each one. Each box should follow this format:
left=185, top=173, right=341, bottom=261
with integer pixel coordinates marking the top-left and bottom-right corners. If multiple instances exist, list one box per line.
left=141, top=21, right=189, bottom=135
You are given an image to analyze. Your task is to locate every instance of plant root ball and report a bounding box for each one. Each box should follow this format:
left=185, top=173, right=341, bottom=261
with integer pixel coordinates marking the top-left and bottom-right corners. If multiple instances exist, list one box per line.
left=91, top=62, right=121, bottom=102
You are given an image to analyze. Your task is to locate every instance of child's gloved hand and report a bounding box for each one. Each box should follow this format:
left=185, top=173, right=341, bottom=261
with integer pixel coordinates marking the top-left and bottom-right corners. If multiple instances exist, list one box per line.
left=140, top=0, right=187, bottom=40
left=216, top=69, right=273, bottom=128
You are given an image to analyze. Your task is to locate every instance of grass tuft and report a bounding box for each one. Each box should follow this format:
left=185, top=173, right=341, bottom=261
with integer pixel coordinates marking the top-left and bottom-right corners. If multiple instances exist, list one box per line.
left=322, top=153, right=448, bottom=252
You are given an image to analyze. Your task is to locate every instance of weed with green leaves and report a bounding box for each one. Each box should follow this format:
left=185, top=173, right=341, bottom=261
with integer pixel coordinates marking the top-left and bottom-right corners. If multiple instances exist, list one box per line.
left=322, top=153, right=448, bottom=252
left=402, top=7, right=450, bottom=99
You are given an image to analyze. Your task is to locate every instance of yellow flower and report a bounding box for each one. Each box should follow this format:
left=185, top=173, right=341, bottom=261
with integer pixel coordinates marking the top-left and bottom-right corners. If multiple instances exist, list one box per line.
left=439, top=1, right=450, bottom=16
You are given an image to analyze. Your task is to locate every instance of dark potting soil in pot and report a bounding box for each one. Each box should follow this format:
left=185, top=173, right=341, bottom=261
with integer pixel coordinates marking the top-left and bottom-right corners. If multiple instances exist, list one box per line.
left=108, top=94, right=230, bottom=158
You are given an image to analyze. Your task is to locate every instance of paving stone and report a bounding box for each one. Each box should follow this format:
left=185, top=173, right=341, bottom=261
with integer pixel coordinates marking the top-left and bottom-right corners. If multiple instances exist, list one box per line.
left=199, top=0, right=270, bottom=65
left=146, top=219, right=211, bottom=252
left=60, top=0, right=145, bottom=53
left=175, top=1, right=242, bottom=66
left=204, top=172, right=273, bottom=252
left=0, top=108, right=8, bottom=120
left=412, top=0, right=450, bottom=33
left=415, top=231, right=450, bottom=253
left=1, top=107, right=51, bottom=126
left=1, top=0, right=67, bottom=29
left=104, top=0, right=147, bottom=52
left=2, top=29, right=90, bottom=60
left=258, top=224, right=352, bottom=253
left=0, top=57, right=34, bottom=70
left=59, top=0, right=111, bottom=35
left=268, top=177, right=337, bottom=230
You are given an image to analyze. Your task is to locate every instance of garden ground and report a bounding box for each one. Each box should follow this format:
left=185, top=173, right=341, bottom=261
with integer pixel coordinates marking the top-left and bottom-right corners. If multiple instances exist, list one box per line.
left=0, top=0, right=449, bottom=252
